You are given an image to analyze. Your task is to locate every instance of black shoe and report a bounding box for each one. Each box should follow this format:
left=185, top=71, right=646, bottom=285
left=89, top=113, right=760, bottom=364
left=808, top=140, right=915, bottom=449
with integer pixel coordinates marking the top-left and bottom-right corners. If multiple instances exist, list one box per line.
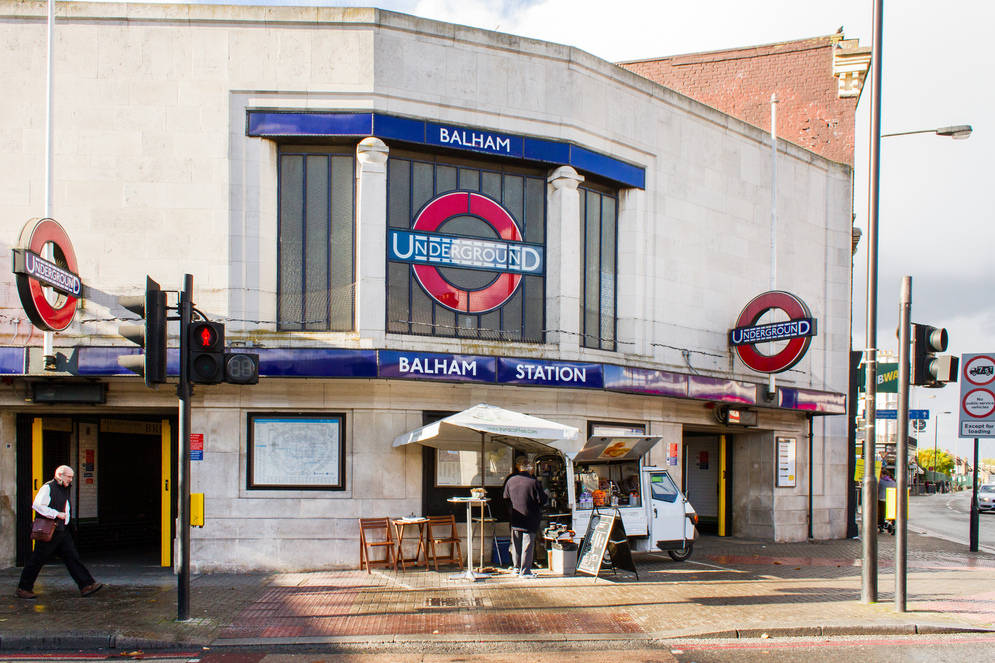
left=15, top=588, right=36, bottom=599
left=80, top=583, right=103, bottom=597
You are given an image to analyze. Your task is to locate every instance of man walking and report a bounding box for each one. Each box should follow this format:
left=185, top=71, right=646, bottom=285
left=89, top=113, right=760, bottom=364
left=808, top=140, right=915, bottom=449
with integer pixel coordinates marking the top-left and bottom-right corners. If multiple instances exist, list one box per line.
left=16, top=465, right=103, bottom=599
left=503, top=456, right=547, bottom=578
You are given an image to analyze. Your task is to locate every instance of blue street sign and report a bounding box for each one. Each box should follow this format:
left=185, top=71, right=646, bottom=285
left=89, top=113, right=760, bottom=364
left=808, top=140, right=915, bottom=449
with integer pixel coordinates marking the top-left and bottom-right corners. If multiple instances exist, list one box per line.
left=876, top=409, right=929, bottom=420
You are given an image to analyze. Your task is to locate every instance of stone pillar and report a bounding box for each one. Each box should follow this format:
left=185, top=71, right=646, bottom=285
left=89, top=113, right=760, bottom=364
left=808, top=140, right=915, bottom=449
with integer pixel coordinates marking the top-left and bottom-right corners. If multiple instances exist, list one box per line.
left=546, top=166, right=584, bottom=352
left=355, top=137, right=389, bottom=344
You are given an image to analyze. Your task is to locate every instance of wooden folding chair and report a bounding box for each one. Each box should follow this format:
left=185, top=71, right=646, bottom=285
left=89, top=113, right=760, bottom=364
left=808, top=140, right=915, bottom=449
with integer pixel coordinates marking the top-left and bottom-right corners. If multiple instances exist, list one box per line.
left=426, top=514, right=464, bottom=571
left=358, top=517, right=396, bottom=573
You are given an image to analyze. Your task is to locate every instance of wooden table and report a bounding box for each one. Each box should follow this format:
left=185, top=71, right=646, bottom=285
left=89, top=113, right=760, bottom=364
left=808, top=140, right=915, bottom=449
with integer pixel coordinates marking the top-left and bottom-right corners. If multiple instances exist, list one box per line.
left=392, top=517, right=428, bottom=570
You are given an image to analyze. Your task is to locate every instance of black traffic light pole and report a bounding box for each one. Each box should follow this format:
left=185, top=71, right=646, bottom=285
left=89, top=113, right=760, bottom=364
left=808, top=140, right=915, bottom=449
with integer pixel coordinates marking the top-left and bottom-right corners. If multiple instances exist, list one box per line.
left=177, top=274, right=192, bottom=621
left=970, top=437, right=980, bottom=551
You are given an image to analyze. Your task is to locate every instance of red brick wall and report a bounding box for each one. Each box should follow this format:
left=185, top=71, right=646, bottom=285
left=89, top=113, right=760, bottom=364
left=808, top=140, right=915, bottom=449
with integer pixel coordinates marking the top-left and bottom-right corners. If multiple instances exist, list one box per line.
left=620, top=36, right=856, bottom=166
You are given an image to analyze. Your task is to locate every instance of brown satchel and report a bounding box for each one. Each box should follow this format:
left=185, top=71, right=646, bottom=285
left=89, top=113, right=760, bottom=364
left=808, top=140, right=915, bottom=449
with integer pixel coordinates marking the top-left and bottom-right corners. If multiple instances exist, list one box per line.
left=30, top=516, right=57, bottom=542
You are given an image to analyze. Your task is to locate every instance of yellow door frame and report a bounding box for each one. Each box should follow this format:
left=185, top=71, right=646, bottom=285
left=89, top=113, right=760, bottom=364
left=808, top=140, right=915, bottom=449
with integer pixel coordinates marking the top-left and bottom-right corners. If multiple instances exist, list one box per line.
left=718, top=434, right=728, bottom=536
left=161, top=419, right=172, bottom=567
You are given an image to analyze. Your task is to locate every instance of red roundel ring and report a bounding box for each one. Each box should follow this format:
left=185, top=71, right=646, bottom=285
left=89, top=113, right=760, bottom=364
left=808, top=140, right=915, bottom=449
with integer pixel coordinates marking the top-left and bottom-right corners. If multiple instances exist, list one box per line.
left=733, top=290, right=813, bottom=374
left=410, top=191, right=523, bottom=314
left=16, top=218, right=80, bottom=332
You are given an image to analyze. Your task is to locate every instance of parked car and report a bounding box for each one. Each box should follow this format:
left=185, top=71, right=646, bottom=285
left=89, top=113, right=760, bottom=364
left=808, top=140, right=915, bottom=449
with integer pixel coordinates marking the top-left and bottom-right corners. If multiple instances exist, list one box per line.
left=979, top=484, right=995, bottom=513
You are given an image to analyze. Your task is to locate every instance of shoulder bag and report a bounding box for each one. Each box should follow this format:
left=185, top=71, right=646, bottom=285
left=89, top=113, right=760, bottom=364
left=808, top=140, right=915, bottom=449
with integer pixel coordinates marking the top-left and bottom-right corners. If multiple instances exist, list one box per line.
left=30, top=516, right=57, bottom=542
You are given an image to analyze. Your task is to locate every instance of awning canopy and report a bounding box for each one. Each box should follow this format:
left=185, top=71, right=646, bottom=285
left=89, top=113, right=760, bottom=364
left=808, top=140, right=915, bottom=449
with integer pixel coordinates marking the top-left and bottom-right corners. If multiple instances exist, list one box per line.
left=392, top=403, right=582, bottom=456
left=572, top=435, right=662, bottom=463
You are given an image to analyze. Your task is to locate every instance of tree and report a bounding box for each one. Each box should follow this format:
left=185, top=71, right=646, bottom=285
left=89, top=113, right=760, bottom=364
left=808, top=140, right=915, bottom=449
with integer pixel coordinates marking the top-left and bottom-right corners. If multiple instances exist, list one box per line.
left=917, top=448, right=954, bottom=475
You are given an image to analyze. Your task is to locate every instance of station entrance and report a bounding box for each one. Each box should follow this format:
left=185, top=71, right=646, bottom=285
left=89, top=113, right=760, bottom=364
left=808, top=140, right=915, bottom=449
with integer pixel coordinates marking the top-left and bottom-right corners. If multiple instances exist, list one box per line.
left=15, top=414, right=176, bottom=568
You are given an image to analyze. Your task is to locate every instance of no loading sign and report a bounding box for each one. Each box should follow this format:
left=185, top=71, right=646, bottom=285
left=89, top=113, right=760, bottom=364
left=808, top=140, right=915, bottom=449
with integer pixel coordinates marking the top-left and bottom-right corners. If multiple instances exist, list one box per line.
left=959, top=353, right=995, bottom=438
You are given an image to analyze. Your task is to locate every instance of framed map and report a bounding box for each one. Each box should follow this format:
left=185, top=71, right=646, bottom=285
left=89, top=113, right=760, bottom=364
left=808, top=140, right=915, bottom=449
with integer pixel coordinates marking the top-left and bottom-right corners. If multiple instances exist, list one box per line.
left=247, top=413, right=346, bottom=490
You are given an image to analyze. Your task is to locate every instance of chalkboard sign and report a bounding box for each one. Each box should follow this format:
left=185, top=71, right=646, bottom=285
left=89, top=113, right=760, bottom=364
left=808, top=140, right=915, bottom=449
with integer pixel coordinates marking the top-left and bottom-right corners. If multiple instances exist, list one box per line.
left=576, top=509, right=637, bottom=578
left=576, top=511, right=614, bottom=576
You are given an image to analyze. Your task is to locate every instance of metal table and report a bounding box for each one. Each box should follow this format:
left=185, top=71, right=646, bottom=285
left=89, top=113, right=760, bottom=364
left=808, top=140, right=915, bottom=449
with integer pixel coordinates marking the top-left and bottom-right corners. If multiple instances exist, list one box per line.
left=447, top=496, right=490, bottom=581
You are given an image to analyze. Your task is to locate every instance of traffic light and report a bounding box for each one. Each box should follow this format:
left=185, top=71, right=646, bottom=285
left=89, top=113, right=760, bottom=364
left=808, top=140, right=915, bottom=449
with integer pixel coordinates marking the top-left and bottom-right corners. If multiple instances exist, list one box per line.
left=117, top=276, right=167, bottom=387
left=188, top=321, right=225, bottom=384
left=224, top=352, right=260, bottom=385
left=911, top=323, right=959, bottom=386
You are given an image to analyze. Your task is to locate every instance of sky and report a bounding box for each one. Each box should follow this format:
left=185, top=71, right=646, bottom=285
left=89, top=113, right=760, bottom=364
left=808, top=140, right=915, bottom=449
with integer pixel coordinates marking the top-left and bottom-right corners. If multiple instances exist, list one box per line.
left=94, top=0, right=994, bottom=458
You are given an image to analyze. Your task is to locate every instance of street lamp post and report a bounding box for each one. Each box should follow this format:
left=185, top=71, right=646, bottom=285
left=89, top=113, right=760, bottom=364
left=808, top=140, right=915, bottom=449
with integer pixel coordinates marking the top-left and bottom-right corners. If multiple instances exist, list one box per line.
left=859, top=0, right=972, bottom=606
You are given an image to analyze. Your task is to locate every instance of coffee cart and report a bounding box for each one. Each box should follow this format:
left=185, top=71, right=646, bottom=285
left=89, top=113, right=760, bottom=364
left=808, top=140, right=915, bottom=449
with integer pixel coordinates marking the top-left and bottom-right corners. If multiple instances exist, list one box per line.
left=565, top=435, right=697, bottom=556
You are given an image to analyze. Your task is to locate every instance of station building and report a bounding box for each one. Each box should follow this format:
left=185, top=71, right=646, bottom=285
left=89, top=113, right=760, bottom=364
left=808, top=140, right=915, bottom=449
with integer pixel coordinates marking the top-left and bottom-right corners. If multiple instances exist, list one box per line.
left=1, top=2, right=853, bottom=571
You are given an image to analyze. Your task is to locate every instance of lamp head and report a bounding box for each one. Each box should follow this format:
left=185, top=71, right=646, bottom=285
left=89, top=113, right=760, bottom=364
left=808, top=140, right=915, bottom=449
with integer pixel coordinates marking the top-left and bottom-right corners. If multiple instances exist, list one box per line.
left=936, top=125, right=972, bottom=139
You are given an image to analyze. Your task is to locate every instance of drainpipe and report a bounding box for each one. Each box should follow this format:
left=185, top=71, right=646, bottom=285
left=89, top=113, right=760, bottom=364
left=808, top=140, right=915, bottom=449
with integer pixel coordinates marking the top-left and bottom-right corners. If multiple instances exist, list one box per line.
left=808, top=414, right=814, bottom=539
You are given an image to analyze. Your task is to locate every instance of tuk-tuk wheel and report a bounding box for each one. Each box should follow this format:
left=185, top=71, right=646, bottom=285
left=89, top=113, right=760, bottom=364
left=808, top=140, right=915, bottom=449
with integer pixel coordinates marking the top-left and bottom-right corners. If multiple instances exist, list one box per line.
left=668, top=545, right=693, bottom=562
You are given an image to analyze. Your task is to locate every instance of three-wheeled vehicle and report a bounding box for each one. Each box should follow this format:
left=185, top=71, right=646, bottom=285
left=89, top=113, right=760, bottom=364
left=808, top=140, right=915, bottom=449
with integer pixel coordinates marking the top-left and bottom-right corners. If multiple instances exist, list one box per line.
left=541, top=433, right=698, bottom=560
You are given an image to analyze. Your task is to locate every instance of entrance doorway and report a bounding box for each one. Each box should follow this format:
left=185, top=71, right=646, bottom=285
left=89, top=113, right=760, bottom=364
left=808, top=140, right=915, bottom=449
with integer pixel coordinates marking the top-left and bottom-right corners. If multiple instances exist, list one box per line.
left=683, top=433, right=732, bottom=535
left=16, top=415, right=175, bottom=567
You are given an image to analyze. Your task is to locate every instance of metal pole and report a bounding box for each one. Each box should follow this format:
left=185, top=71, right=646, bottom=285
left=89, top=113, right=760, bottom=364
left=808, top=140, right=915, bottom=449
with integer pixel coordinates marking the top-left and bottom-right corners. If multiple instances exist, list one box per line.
left=970, top=438, right=979, bottom=551
left=768, top=93, right=778, bottom=399
left=895, top=276, right=911, bottom=612
left=42, top=0, right=56, bottom=369
left=862, top=0, right=884, bottom=604
left=177, top=274, right=193, bottom=621
left=808, top=415, right=814, bottom=540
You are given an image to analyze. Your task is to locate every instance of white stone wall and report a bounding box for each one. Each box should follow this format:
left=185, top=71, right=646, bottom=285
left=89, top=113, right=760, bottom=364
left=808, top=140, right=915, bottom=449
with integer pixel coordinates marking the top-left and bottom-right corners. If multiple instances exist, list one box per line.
left=0, top=3, right=854, bottom=568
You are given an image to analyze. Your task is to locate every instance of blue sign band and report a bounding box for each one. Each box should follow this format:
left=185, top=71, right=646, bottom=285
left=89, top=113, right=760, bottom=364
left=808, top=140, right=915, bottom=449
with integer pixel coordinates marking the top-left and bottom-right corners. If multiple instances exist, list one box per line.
left=497, top=358, right=603, bottom=389
left=70, top=347, right=845, bottom=415
left=0, top=347, right=25, bottom=374
left=379, top=350, right=496, bottom=382
left=246, top=111, right=645, bottom=189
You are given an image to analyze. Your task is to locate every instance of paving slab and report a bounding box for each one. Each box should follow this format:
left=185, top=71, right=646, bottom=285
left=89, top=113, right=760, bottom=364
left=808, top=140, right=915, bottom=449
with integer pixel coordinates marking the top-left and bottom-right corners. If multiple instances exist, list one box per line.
left=1, top=531, right=992, bottom=652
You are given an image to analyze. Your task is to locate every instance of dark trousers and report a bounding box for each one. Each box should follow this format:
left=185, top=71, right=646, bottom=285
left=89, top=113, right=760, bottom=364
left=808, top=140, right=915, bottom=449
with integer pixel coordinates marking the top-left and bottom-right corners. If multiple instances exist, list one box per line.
left=510, top=527, right=537, bottom=573
left=18, top=528, right=95, bottom=592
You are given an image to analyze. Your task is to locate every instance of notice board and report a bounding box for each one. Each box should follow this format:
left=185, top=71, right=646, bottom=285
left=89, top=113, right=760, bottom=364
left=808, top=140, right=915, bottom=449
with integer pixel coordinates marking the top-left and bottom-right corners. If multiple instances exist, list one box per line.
left=576, top=509, right=637, bottom=578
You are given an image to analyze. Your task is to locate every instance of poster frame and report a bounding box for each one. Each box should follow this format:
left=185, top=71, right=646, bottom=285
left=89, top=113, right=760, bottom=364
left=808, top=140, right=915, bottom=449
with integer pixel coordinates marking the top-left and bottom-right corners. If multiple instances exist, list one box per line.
left=247, top=412, right=346, bottom=490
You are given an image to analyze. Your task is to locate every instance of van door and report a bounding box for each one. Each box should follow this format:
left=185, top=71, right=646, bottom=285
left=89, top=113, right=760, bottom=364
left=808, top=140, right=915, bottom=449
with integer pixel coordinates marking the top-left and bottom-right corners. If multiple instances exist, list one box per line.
left=646, top=468, right=687, bottom=546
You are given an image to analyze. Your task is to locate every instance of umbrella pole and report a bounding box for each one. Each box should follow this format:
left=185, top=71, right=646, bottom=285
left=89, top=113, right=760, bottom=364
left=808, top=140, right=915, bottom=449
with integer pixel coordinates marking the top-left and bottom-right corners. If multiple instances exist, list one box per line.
left=479, top=432, right=486, bottom=571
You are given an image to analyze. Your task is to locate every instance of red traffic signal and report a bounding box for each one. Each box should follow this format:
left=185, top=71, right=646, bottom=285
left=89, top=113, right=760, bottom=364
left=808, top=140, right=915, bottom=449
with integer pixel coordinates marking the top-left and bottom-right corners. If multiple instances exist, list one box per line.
left=188, top=321, right=224, bottom=384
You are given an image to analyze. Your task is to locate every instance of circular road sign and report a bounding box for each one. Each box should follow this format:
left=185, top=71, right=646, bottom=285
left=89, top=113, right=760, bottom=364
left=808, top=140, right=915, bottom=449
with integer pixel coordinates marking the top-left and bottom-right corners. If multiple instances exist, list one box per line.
left=963, top=354, right=995, bottom=387
left=962, top=388, right=995, bottom=419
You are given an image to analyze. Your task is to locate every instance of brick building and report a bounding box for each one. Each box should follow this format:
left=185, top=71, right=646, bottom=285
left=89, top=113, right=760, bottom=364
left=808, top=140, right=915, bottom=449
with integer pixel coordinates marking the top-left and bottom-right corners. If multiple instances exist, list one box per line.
left=619, top=34, right=870, bottom=166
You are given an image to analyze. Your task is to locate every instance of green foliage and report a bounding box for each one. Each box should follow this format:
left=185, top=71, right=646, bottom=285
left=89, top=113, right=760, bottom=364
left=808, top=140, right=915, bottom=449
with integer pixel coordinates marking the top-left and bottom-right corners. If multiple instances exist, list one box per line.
left=917, top=448, right=954, bottom=474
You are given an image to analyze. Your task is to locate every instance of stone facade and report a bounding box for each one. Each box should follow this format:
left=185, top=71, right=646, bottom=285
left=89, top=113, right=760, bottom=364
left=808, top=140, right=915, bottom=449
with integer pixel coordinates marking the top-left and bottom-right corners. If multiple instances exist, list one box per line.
left=0, top=3, right=852, bottom=571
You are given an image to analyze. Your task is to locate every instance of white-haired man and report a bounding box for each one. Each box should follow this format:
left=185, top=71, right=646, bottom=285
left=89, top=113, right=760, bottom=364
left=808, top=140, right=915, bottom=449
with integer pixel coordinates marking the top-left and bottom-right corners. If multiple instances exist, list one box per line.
left=16, top=465, right=103, bottom=599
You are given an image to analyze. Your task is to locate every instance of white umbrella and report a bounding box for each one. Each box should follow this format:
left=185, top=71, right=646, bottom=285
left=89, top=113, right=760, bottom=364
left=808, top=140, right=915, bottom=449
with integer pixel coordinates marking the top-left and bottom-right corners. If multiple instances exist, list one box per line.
left=393, top=403, right=582, bottom=485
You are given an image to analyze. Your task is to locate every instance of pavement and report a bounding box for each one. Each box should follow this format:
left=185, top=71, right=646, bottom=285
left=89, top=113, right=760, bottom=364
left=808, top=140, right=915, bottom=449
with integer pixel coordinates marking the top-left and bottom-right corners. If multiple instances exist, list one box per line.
left=1, top=529, right=993, bottom=653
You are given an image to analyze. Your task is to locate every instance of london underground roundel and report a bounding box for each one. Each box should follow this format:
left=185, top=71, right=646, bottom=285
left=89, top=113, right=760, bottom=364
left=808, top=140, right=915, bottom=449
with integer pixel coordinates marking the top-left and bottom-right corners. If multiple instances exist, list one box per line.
left=388, top=191, right=544, bottom=314
left=12, top=217, right=81, bottom=332
left=728, top=290, right=818, bottom=374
